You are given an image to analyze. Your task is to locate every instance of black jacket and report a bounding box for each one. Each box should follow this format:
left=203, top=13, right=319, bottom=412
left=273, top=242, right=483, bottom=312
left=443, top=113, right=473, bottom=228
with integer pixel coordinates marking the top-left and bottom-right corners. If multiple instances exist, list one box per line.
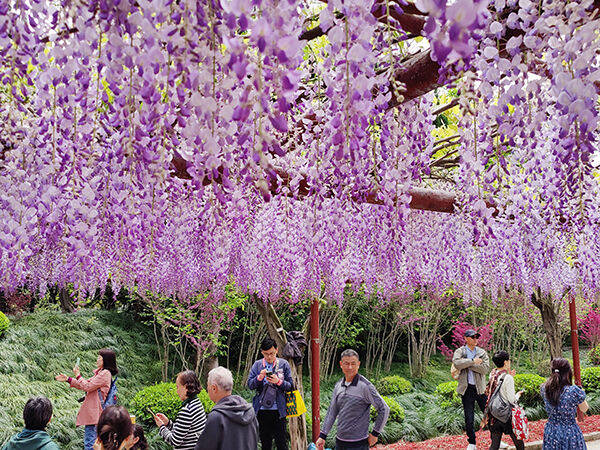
left=194, top=395, right=258, bottom=450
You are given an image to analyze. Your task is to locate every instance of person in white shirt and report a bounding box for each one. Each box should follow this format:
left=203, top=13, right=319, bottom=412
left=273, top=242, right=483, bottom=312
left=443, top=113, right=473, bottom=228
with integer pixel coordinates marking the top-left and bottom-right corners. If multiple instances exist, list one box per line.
left=484, top=351, right=524, bottom=450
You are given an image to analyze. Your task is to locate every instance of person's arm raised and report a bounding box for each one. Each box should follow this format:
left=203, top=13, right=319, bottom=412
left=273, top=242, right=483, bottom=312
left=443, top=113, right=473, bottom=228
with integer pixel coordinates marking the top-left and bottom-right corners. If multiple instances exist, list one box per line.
left=66, top=370, right=111, bottom=392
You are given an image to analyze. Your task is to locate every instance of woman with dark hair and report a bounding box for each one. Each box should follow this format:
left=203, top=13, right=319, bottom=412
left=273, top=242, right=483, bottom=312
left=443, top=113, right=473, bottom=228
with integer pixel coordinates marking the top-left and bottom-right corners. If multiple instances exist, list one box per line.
left=154, top=370, right=207, bottom=450
left=55, top=349, right=118, bottom=450
left=483, top=351, right=524, bottom=450
left=541, top=358, right=589, bottom=449
left=130, top=425, right=148, bottom=450
left=93, top=405, right=135, bottom=450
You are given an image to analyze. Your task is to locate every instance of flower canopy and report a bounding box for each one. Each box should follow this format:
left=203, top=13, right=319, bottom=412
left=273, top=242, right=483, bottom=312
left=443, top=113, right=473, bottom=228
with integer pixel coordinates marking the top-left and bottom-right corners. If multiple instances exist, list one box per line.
left=0, top=0, right=598, bottom=304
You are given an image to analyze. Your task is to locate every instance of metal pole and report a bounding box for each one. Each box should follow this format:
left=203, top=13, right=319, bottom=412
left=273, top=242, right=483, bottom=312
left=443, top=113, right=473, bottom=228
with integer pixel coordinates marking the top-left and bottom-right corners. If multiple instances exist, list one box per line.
left=310, top=297, right=321, bottom=441
left=569, top=294, right=584, bottom=422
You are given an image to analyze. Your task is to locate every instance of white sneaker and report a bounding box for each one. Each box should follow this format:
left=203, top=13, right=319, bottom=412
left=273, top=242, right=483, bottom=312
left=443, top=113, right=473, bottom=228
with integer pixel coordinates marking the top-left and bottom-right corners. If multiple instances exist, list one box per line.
left=499, top=442, right=509, bottom=449
left=466, top=445, right=477, bottom=450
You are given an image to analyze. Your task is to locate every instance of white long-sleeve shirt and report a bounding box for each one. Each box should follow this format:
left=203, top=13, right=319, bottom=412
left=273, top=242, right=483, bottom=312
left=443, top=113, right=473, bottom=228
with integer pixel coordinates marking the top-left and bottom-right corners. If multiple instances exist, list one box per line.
left=498, top=373, right=518, bottom=404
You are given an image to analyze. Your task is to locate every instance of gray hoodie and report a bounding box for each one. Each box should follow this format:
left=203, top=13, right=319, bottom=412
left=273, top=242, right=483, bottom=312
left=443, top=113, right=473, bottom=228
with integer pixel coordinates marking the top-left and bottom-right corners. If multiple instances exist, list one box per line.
left=194, top=395, right=258, bottom=450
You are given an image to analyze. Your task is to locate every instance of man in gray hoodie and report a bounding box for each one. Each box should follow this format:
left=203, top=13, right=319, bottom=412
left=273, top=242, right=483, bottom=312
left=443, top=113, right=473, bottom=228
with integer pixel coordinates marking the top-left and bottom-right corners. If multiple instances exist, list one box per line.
left=2, top=397, right=59, bottom=450
left=195, top=366, right=258, bottom=450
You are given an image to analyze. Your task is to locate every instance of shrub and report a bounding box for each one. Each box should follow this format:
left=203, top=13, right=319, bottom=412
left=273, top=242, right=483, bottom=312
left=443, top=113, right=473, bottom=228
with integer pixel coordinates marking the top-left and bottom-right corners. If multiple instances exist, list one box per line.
left=434, top=381, right=461, bottom=408
left=580, top=309, right=600, bottom=348
left=0, top=312, right=9, bottom=337
left=130, top=383, right=214, bottom=424
left=581, top=367, right=600, bottom=393
left=514, top=373, right=545, bottom=407
left=589, top=346, right=600, bottom=366
left=371, top=396, right=405, bottom=423
left=197, top=389, right=215, bottom=413
left=376, top=375, right=412, bottom=396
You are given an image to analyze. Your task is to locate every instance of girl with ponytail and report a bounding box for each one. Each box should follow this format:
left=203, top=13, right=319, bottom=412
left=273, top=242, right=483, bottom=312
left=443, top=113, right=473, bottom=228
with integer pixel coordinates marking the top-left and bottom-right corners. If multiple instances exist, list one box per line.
left=93, top=406, right=136, bottom=450
left=541, top=358, right=589, bottom=449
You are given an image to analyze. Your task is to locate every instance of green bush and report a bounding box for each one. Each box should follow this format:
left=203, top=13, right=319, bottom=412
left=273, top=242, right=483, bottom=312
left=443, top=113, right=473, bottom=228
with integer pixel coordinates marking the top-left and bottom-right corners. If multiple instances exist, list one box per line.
left=514, top=373, right=545, bottom=407
left=371, top=396, right=405, bottom=423
left=198, top=389, right=215, bottom=413
left=376, top=375, right=412, bottom=396
left=0, top=312, right=9, bottom=337
left=589, top=346, right=600, bottom=366
left=130, top=383, right=213, bottom=425
left=582, top=367, right=600, bottom=393
left=434, top=381, right=460, bottom=408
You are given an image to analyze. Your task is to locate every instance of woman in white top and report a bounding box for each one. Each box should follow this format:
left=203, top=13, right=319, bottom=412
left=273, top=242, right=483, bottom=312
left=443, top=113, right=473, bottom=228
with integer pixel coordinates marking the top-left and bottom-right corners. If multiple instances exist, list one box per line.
left=484, top=351, right=525, bottom=450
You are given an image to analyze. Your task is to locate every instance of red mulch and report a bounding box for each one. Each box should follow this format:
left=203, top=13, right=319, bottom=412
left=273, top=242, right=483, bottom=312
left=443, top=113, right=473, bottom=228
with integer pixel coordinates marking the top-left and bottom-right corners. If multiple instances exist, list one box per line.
left=378, top=415, right=600, bottom=449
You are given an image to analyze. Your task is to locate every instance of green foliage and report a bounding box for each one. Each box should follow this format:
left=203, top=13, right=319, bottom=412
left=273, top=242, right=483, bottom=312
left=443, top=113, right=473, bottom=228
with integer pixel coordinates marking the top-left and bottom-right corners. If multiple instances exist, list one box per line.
left=130, top=383, right=214, bottom=425
left=0, top=311, right=9, bottom=337
left=130, top=383, right=182, bottom=424
left=514, top=373, right=546, bottom=406
left=589, top=345, right=600, bottom=366
left=434, top=381, right=461, bottom=408
left=371, top=396, right=405, bottom=423
left=198, top=389, right=215, bottom=413
left=0, top=309, right=166, bottom=450
left=581, top=367, right=600, bottom=393
left=376, top=375, right=412, bottom=396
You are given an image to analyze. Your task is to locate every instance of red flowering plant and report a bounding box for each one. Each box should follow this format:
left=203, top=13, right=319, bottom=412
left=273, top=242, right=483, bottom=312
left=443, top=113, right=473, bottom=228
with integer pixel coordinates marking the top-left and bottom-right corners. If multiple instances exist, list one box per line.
left=439, top=321, right=494, bottom=361
left=580, top=309, right=600, bottom=348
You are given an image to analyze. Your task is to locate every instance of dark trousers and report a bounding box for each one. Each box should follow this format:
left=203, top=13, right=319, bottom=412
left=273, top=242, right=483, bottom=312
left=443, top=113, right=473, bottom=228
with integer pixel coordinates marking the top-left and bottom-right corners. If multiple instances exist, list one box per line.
left=257, top=410, right=288, bottom=450
left=489, top=419, right=524, bottom=450
left=335, top=438, right=369, bottom=450
left=462, top=384, right=487, bottom=445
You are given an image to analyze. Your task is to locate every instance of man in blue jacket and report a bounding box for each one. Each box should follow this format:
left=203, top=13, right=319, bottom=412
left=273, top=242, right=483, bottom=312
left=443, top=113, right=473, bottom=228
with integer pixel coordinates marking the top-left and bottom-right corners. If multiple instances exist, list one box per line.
left=247, top=337, right=294, bottom=450
left=2, top=397, right=60, bottom=450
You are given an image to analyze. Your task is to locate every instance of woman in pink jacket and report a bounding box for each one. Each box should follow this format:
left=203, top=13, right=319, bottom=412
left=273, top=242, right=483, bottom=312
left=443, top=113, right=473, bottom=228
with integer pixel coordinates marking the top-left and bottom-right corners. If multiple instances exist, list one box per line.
left=56, top=349, right=118, bottom=450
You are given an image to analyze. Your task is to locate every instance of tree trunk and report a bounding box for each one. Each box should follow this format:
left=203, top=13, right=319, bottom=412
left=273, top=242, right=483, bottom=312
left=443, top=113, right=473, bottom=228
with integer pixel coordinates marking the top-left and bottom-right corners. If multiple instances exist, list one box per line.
left=531, top=290, right=563, bottom=359
left=198, top=342, right=219, bottom=380
left=59, top=287, right=75, bottom=313
left=255, top=298, right=308, bottom=450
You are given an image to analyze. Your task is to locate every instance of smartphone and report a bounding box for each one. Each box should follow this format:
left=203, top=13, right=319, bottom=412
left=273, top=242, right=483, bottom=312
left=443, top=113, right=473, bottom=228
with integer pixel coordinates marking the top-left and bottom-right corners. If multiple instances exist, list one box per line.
left=266, top=371, right=274, bottom=377
left=75, top=357, right=80, bottom=368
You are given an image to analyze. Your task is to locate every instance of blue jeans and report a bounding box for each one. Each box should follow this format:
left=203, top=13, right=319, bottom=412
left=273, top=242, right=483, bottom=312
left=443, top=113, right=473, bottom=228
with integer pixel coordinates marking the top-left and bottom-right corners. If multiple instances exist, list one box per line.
left=84, top=425, right=97, bottom=450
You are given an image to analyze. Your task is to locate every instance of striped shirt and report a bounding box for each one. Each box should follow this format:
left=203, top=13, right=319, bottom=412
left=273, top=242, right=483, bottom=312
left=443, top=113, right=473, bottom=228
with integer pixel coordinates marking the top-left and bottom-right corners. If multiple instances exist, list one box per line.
left=159, top=397, right=207, bottom=450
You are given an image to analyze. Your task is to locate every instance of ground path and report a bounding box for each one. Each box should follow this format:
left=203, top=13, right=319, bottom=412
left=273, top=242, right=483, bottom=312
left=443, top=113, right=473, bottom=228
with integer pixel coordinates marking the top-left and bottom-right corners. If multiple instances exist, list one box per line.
left=377, top=415, right=600, bottom=449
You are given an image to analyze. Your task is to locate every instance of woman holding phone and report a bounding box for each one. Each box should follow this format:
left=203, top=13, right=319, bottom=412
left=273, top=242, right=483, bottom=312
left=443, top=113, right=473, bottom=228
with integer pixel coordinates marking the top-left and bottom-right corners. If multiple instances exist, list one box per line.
left=56, top=349, right=118, bottom=450
left=153, top=370, right=207, bottom=450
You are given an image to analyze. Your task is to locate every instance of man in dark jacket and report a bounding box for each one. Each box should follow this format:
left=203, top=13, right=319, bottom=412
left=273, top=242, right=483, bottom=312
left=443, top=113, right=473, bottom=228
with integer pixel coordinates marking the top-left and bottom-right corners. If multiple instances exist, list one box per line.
left=247, top=337, right=294, bottom=450
left=2, top=397, right=59, bottom=450
left=195, top=366, right=258, bottom=450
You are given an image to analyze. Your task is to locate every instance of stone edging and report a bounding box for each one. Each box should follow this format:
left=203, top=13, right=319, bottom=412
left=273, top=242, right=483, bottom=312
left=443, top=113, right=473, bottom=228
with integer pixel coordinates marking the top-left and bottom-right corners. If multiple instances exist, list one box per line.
left=507, top=432, right=600, bottom=450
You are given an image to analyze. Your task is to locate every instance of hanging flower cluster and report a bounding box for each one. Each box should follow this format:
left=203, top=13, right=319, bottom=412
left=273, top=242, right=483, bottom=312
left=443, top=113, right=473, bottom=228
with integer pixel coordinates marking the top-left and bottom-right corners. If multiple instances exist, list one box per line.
left=0, top=0, right=598, bottom=312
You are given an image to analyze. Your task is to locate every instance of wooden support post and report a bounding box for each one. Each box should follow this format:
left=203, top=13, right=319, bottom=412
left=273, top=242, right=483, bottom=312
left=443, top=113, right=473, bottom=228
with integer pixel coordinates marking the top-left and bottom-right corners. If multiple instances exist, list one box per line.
left=310, top=297, right=320, bottom=442
left=569, top=294, right=584, bottom=422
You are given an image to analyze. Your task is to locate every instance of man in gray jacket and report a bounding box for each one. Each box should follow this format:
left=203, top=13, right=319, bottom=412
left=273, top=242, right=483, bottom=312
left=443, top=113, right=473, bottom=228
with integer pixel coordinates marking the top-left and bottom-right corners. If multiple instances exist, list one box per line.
left=452, top=329, right=490, bottom=450
left=194, top=366, right=258, bottom=450
left=316, top=349, right=389, bottom=450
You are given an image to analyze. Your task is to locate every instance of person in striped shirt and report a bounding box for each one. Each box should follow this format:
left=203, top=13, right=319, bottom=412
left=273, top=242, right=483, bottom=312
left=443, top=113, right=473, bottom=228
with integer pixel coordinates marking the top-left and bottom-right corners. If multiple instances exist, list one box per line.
left=154, top=370, right=207, bottom=450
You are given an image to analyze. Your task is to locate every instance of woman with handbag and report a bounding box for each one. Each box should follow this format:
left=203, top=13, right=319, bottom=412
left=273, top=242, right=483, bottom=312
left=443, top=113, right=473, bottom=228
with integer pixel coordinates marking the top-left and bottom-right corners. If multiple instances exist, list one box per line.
left=483, top=351, right=525, bottom=450
left=55, top=349, right=118, bottom=450
left=541, top=358, right=588, bottom=449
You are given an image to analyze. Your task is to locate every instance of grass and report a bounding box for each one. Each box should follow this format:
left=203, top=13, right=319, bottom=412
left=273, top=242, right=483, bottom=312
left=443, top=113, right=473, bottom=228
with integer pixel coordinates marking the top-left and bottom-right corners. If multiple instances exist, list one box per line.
left=0, top=309, right=168, bottom=449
